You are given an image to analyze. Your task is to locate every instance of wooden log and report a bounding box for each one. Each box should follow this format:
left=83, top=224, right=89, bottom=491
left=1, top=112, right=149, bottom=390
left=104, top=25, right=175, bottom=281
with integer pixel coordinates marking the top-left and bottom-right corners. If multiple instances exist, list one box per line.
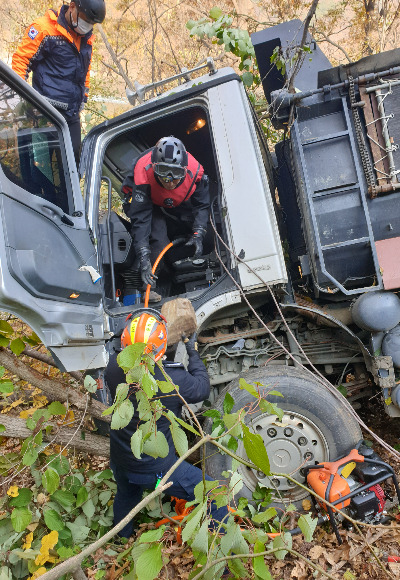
left=0, top=415, right=109, bottom=457
left=161, top=298, right=197, bottom=346
left=0, top=347, right=110, bottom=423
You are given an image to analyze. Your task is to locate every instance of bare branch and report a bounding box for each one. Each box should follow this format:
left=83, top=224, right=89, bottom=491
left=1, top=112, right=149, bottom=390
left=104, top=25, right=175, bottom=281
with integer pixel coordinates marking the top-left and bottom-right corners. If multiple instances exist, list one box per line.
left=312, top=28, right=353, bottom=62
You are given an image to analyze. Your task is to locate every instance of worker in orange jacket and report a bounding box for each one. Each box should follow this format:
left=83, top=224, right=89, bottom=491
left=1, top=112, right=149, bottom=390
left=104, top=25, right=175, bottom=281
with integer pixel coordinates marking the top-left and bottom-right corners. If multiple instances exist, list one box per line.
left=12, top=1, right=106, bottom=164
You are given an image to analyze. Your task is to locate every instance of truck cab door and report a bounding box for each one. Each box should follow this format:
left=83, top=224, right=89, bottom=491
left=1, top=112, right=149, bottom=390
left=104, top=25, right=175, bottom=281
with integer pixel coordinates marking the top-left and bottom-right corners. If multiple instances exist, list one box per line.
left=0, top=62, right=106, bottom=372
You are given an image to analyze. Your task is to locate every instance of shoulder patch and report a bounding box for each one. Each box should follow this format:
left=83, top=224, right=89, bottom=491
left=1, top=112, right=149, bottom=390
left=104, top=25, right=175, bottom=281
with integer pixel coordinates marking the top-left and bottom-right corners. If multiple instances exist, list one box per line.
left=135, top=193, right=145, bottom=203
left=28, top=26, right=39, bottom=40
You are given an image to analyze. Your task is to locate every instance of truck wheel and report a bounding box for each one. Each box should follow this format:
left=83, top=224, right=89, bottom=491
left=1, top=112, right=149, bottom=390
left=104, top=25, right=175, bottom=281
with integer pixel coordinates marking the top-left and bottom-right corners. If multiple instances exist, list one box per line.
left=204, top=366, right=362, bottom=507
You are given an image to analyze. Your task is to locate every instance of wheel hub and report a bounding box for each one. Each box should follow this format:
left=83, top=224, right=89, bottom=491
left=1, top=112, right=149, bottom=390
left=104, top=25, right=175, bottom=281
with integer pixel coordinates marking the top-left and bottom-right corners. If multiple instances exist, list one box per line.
left=237, top=410, right=329, bottom=502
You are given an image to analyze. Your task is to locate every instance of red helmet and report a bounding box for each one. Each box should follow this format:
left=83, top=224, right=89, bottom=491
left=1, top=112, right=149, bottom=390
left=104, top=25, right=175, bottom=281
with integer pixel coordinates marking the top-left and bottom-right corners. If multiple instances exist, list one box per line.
left=121, top=310, right=167, bottom=362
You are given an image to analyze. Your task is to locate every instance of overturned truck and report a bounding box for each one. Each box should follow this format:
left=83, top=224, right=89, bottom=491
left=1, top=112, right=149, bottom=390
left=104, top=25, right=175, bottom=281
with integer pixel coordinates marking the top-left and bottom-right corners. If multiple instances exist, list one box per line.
left=0, top=20, right=399, bottom=511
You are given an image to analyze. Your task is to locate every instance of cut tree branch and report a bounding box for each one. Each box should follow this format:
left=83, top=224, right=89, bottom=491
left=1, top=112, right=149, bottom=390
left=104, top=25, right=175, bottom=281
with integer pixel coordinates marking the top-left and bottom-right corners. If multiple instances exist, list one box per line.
left=0, top=347, right=110, bottom=423
left=0, top=415, right=109, bottom=457
left=21, top=347, right=83, bottom=383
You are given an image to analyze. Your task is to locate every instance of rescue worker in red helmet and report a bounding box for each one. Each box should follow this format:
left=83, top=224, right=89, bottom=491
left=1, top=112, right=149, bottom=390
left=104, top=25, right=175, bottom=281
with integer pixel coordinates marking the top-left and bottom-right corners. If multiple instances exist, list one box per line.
left=106, top=311, right=228, bottom=538
left=121, top=136, right=210, bottom=291
left=12, top=0, right=106, bottom=164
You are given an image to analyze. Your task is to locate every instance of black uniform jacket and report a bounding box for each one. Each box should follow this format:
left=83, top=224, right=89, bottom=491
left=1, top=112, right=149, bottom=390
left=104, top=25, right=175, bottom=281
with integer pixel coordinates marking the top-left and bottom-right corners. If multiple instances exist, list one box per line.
left=105, top=350, right=210, bottom=474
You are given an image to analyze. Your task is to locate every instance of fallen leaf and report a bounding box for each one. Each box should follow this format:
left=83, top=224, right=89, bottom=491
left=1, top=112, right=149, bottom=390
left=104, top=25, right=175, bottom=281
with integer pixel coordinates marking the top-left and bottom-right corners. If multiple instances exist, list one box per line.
left=7, top=485, right=19, bottom=497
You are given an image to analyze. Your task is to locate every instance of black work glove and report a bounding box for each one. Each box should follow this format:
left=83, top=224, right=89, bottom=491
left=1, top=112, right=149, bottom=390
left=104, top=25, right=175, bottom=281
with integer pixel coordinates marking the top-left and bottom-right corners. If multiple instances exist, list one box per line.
left=182, top=332, right=198, bottom=355
left=185, top=230, right=204, bottom=258
left=138, top=248, right=157, bottom=286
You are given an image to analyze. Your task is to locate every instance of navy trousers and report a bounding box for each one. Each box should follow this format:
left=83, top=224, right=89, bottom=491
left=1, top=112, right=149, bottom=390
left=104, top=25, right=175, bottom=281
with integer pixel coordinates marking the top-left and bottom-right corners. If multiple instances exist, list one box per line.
left=111, top=460, right=229, bottom=538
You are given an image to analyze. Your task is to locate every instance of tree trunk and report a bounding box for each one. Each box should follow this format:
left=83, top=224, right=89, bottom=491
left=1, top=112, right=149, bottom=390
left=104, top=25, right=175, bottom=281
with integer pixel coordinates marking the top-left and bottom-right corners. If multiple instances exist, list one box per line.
left=0, top=347, right=110, bottom=423
left=0, top=415, right=109, bottom=457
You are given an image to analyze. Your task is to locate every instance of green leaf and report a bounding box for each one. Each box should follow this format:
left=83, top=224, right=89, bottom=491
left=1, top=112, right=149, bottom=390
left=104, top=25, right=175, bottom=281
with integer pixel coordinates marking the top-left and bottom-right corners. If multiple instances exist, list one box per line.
left=0, top=335, right=9, bottom=347
left=139, top=526, right=165, bottom=543
left=47, top=454, right=70, bottom=475
left=52, top=489, right=75, bottom=511
left=0, top=566, right=13, bottom=580
left=99, top=490, right=112, bottom=505
left=42, top=468, right=60, bottom=495
left=10, top=338, right=25, bottom=356
left=76, top=486, right=89, bottom=507
left=254, top=539, right=273, bottom=579
left=259, top=399, right=284, bottom=421
left=0, top=382, right=13, bottom=394
left=111, top=399, right=135, bottom=429
left=343, top=572, right=356, bottom=580
left=57, top=546, right=74, bottom=559
left=135, top=543, right=163, bottom=580
left=228, top=557, right=248, bottom=578
left=170, top=423, right=188, bottom=457
left=267, top=390, right=283, bottom=397
left=84, top=375, right=98, bottom=393
left=142, top=373, right=158, bottom=398
left=25, top=332, right=41, bottom=346
left=298, top=513, right=318, bottom=542
left=131, top=429, right=143, bottom=459
left=174, top=417, right=200, bottom=436
left=0, top=424, right=5, bottom=433
left=203, top=409, right=220, bottom=419
left=47, top=401, right=67, bottom=416
left=26, top=418, right=36, bottom=430
left=22, top=446, right=38, bottom=466
left=252, top=507, right=277, bottom=524
left=220, top=522, right=249, bottom=555
left=143, top=430, right=169, bottom=459
left=44, top=508, right=65, bottom=531
left=157, top=380, right=175, bottom=393
left=66, top=521, right=90, bottom=544
left=9, top=488, right=32, bottom=507
left=239, top=378, right=258, bottom=397
left=209, top=6, right=223, bottom=19
left=242, top=71, right=254, bottom=87
left=273, top=532, right=292, bottom=560
left=117, top=343, right=145, bottom=372
left=223, top=412, right=242, bottom=437
left=11, top=507, right=32, bottom=532
left=182, top=503, right=207, bottom=543
left=223, top=392, right=235, bottom=414
left=191, top=519, right=208, bottom=553
left=0, top=320, right=13, bottom=334
left=82, top=499, right=95, bottom=519
left=111, top=399, right=134, bottom=430
left=242, top=424, right=270, bottom=475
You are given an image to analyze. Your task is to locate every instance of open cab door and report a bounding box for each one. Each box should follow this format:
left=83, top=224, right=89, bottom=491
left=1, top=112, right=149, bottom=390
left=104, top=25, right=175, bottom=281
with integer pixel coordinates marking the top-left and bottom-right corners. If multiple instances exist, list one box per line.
left=0, top=61, right=106, bottom=372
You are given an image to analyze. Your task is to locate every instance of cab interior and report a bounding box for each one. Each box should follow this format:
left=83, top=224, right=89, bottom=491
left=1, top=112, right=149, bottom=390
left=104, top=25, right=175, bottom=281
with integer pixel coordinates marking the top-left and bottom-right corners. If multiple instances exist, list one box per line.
left=97, top=105, right=228, bottom=309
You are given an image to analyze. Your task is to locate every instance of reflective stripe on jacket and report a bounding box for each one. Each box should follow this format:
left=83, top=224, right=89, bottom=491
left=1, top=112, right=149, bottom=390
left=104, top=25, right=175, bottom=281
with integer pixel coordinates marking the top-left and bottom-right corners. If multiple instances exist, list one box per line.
left=12, top=6, right=93, bottom=118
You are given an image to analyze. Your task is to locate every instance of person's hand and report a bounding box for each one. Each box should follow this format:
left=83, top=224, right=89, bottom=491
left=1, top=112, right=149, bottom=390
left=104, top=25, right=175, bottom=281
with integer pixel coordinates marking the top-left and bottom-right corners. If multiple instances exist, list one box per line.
left=182, top=332, right=198, bottom=355
left=139, top=250, right=157, bottom=286
left=185, top=232, right=204, bottom=257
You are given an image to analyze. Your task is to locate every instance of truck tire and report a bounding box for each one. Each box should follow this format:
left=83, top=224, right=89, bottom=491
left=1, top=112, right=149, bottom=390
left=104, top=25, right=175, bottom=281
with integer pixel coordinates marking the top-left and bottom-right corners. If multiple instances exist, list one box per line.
left=204, top=366, right=362, bottom=508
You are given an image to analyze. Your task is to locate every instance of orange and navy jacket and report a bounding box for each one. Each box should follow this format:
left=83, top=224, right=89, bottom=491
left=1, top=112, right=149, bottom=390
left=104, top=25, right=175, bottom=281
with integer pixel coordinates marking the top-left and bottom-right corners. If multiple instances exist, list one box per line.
left=121, top=149, right=210, bottom=254
left=12, top=5, right=93, bottom=119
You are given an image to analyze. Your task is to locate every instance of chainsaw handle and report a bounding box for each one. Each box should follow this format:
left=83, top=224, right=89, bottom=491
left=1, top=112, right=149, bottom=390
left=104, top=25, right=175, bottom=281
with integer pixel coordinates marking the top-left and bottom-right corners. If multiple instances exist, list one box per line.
left=316, top=448, right=365, bottom=475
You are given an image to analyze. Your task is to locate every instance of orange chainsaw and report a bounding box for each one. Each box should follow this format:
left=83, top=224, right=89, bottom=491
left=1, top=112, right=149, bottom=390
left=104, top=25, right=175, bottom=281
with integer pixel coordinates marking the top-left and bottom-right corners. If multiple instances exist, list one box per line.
left=305, top=442, right=400, bottom=544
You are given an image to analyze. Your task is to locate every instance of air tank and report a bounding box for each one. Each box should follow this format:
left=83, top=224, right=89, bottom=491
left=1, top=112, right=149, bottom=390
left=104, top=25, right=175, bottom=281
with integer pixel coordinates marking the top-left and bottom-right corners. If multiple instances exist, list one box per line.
left=382, top=325, right=400, bottom=368
left=351, top=291, right=400, bottom=332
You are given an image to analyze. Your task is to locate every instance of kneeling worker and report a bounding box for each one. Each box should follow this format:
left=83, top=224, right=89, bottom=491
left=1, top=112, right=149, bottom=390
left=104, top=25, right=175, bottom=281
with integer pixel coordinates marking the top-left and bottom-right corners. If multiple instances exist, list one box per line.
left=106, top=308, right=227, bottom=538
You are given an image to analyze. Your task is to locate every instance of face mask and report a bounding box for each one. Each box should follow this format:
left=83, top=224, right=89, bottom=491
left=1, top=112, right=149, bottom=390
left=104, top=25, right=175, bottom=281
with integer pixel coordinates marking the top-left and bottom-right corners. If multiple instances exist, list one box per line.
left=75, top=19, right=93, bottom=35
left=70, top=13, right=93, bottom=35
